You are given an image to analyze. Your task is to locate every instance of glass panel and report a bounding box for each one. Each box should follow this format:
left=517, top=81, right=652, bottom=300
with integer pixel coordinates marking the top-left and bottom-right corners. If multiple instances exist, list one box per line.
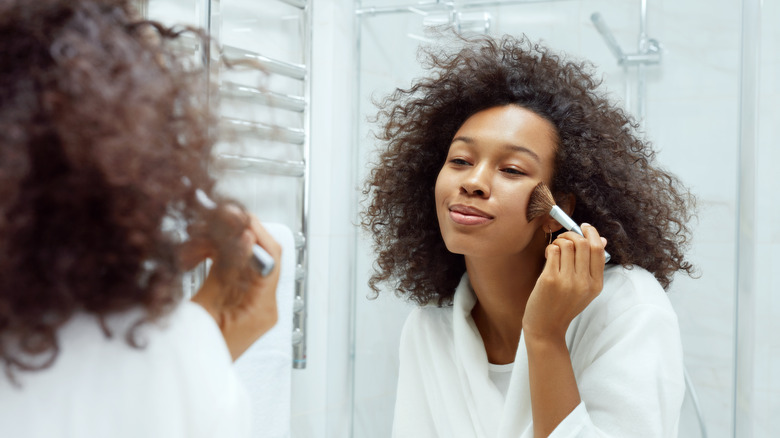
left=353, top=1, right=740, bottom=437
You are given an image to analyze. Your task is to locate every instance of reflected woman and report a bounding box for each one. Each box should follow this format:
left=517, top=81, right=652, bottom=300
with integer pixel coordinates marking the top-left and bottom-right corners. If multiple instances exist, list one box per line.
left=363, top=35, right=696, bottom=437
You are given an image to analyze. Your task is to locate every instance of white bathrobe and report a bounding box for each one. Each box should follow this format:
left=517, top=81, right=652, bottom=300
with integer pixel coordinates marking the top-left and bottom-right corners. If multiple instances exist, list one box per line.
left=0, top=301, right=251, bottom=438
left=393, top=265, right=684, bottom=438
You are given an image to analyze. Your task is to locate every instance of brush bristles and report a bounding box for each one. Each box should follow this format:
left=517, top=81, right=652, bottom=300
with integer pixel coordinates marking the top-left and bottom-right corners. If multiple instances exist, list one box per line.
left=526, top=182, right=556, bottom=222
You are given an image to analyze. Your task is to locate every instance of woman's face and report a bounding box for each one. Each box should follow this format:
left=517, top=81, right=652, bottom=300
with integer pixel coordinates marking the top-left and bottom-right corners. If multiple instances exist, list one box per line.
left=434, top=104, right=558, bottom=259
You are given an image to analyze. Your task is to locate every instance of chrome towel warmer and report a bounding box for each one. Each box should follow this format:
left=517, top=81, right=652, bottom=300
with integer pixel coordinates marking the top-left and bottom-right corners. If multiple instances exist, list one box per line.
left=140, top=0, right=311, bottom=370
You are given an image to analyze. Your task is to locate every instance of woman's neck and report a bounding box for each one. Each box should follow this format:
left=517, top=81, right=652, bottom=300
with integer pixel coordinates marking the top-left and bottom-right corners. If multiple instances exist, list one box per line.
left=466, top=253, right=545, bottom=364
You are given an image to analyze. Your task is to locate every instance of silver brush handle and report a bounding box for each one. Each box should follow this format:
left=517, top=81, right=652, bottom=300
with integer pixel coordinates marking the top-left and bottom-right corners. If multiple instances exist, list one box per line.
left=250, top=244, right=275, bottom=277
left=550, top=206, right=612, bottom=263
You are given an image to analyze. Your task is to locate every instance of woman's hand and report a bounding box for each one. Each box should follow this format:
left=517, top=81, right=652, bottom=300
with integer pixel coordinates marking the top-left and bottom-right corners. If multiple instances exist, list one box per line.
left=522, top=223, right=607, bottom=343
left=183, top=207, right=282, bottom=361
left=523, top=223, right=606, bottom=437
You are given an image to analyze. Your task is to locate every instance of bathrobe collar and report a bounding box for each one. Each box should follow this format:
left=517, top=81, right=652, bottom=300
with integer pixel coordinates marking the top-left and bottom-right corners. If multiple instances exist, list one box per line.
left=452, top=273, right=534, bottom=438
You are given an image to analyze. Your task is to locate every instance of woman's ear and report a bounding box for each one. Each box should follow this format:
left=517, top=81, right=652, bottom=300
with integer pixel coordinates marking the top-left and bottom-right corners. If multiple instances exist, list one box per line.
left=543, top=193, right=576, bottom=233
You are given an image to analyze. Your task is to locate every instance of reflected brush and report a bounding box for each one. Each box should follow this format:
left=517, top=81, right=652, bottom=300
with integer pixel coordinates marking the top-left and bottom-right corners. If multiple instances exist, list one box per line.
left=195, top=189, right=275, bottom=276
left=526, top=182, right=611, bottom=263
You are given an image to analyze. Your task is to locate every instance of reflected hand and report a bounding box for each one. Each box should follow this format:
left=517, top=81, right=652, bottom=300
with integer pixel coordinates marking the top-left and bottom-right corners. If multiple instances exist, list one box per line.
left=183, top=207, right=282, bottom=361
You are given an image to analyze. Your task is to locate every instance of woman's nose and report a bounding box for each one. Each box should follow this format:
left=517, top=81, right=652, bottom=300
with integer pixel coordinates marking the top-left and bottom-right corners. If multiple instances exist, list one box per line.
left=460, top=165, right=490, bottom=197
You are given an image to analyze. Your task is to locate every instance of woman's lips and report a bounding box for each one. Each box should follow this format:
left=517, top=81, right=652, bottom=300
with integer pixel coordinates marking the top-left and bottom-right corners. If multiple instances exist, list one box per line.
left=449, top=205, right=494, bottom=226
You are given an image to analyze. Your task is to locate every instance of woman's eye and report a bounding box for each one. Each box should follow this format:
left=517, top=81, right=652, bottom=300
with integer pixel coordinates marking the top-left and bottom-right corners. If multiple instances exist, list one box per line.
left=449, top=158, right=470, bottom=166
left=502, top=167, right=525, bottom=175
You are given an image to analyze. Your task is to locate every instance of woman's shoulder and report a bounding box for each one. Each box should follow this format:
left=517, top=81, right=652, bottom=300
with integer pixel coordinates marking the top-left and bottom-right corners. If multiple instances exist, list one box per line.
left=0, top=301, right=246, bottom=437
left=399, top=304, right=455, bottom=349
left=585, top=264, right=677, bottom=323
left=567, top=265, right=683, bottom=367
left=403, top=305, right=453, bottom=331
left=161, top=301, right=230, bottom=352
left=41, top=301, right=232, bottom=379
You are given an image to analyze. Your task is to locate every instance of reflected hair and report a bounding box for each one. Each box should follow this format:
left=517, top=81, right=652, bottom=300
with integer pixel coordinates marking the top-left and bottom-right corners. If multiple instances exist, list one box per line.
left=361, top=34, right=696, bottom=306
left=0, top=0, right=250, bottom=381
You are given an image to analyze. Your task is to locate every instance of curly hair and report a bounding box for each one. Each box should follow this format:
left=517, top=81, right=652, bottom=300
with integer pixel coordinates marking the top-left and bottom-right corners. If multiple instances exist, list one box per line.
left=362, top=34, right=696, bottom=306
left=0, top=0, right=247, bottom=380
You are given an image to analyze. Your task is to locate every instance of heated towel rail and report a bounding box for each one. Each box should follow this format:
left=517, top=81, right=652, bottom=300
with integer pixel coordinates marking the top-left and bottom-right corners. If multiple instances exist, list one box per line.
left=140, top=0, right=311, bottom=370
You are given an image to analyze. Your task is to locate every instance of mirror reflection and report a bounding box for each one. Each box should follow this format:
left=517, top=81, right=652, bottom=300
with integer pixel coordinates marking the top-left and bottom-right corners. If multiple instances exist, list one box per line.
left=353, top=2, right=777, bottom=438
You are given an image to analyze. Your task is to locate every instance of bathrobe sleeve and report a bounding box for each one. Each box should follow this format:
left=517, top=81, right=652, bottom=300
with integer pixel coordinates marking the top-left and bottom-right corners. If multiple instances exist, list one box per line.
left=546, top=267, right=685, bottom=438
left=392, top=309, right=444, bottom=438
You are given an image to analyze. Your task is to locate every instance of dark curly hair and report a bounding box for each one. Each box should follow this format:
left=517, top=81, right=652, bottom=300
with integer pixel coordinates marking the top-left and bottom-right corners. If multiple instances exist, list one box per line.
left=362, top=34, right=696, bottom=306
left=0, top=0, right=248, bottom=380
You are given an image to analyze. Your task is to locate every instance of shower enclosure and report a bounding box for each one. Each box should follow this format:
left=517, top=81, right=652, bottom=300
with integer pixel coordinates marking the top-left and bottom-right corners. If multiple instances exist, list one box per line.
left=351, top=0, right=778, bottom=437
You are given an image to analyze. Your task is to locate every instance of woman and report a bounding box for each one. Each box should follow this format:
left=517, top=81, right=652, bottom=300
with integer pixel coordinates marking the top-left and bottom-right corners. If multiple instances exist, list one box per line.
left=0, top=0, right=280, bottom=436
left=363, top=35, right=696, bottom=437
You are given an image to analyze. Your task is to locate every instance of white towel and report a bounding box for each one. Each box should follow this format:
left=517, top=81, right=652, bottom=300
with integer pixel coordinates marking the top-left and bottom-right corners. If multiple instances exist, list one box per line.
left=234, top=222, right=294, bottom=438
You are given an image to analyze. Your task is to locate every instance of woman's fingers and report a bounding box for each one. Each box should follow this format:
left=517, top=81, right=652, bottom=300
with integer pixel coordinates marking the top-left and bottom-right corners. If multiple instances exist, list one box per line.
left=553, top=226, right=606, bottom=273
left=581, top=224, right=607, bottom=282
left=553, top=235, right=576, bottom=276
left=549, top=225, right=606, bottom=298
left=544, top=243, right=561, bottom=274
left=247, top=214, right=282, bottom=263
left=571, top=230, right=592, bottom=275
left=178, top=237, right=215, bottom=271
left=220, top=203, right=251, bottom=230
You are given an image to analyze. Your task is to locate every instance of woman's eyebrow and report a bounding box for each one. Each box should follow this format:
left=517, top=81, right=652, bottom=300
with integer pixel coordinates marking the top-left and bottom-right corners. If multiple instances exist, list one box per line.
left=505, top=144, right=541, bottom=163
left=450, top=135, right=473, bottom=145
left=451, top=136, right=541, bottom=163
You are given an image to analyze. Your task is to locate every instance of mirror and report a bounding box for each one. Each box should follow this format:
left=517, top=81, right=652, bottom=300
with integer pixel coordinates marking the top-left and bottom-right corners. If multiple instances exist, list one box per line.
left=142, top=1, right=779, bottom=437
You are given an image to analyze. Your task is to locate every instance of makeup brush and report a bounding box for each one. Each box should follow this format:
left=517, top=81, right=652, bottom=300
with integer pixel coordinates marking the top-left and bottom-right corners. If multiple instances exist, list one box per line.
left=526, top=182, right=611, bottom=263
left=195, top=189, right=275, bottom=276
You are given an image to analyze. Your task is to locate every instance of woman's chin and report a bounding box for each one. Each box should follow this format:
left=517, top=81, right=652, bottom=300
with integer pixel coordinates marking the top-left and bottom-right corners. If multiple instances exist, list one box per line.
left=444, top=237, right=543, bottom=261
left=444, top=239, right=505, bottom=258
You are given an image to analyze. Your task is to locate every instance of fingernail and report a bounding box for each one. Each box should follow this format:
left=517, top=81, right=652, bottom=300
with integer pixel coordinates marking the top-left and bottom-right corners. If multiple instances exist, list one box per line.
left=581, top=222, right=591, bottom=229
